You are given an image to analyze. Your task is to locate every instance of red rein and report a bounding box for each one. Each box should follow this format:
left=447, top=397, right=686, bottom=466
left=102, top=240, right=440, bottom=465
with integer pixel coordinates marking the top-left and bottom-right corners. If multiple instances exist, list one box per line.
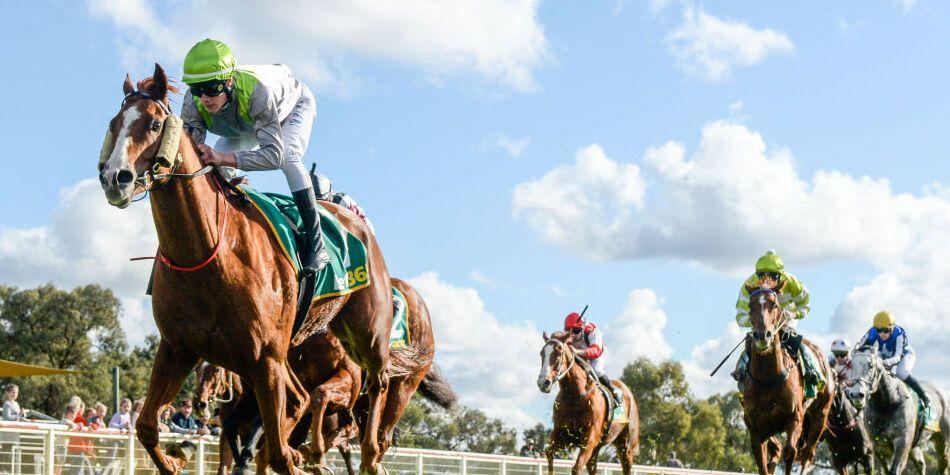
left=133, top=174, right=230, bottom=272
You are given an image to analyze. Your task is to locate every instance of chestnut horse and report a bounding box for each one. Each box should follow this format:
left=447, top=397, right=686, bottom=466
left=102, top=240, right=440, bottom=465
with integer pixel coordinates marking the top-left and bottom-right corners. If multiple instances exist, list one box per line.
left=194, top=362, right=245, bottom=475
left=536, top=331, right=639, bottom=474
left=98, top=64, right=394, bottom=474
left=741, top=278, right=833, bottom=474
left=220, top=278, right=456, bottom=473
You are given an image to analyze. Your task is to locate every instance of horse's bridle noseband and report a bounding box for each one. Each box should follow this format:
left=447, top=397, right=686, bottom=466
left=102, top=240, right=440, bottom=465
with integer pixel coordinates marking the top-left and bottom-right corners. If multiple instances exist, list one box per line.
left=748, top=287, right=789, bottom=345
left=544, top=339, right=576, bottom=384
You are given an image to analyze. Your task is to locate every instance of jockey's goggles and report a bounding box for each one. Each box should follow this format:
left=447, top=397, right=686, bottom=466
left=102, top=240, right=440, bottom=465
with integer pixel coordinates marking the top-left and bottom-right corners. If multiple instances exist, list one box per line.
left=756, top=271, right=782, bottom=281
left=877, top=326, right=894, bottom=334
left=189, top=80, right=228, bottom=98
left=833, top=352, right=849, bottom=358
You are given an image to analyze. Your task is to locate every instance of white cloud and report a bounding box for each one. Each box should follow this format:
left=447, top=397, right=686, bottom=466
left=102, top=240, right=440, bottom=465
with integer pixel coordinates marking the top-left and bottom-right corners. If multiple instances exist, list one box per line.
left=605, top=289, right=674, bottom=374
left=889, top=0, right=917, bottom=12
left=87, top=0, right=549, bottom=93
left=665, top=7, right=793, bottom=81
left=513, top=118, right=950, bottom=391
left=0, top=180, right=157, bottom=345
left=512, top=144, right=646, bottom=260
left=484, top=134, right=532, bottom=158
left=467, top=270, right=496, bottom=287
left=409, top=272, right=543, bottom=427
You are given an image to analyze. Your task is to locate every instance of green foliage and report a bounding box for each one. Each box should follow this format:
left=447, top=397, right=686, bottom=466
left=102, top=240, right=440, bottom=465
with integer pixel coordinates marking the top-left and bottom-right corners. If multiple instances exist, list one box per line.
left=395, top=397, right=517, bottom=455
left=0, top=283, right=192, bottom=418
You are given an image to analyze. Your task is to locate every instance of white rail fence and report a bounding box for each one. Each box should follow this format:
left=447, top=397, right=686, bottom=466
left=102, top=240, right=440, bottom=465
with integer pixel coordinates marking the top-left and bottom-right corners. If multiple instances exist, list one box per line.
left=0, top=422, right=741, bottom=474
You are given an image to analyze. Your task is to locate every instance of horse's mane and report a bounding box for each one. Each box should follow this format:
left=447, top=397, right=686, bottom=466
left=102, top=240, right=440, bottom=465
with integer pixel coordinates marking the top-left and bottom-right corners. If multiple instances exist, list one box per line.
left=549, top=330, right=569, bottom=341
left=137, top=76, right=180, bottom=95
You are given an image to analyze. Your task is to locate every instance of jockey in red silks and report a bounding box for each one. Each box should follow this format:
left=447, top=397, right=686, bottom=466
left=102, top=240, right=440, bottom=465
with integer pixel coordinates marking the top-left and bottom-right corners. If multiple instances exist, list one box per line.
left=564, top=312, right=620, bottom=405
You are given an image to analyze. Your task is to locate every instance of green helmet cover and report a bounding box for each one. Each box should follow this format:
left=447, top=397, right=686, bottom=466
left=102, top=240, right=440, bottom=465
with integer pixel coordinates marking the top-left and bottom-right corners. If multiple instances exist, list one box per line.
left=183, top=39, right=235, bottom=84
left=755, top=250, right=784, bottom=273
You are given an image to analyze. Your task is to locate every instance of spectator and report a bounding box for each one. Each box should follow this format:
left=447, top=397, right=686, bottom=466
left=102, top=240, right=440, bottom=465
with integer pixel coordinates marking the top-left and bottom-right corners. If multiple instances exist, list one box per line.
left=87, top=402, right=108, bottom=429
left=2, top=384, right=28, bottom=421
left=130, top=399, right=144, bottom=429
left=520, top=440, right=539, bottom=458
left=197, top=414, right=220, bottom=436
left=61, top=404, right=95, bottom=475
left=171, top=400, right=209, bottom=435
left=108, top=398, right=134, bottom=431
left=666, top=451, right=685, bottom=468
left=67, top=396, right=88, bottom=428
left=158, top=404, right=174, bottom=433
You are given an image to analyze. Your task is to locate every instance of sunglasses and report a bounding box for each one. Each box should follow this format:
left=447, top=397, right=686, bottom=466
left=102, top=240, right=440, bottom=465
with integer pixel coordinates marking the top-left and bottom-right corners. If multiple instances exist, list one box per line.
left=833, top=353, right=849, bottom=358
left=756, top=271, right=782, bottom=281
left=189, top=80, right=228, bottom=98
left=878, top=327, right=893, bottom=334
left=571, top=328, right=583, bottom=335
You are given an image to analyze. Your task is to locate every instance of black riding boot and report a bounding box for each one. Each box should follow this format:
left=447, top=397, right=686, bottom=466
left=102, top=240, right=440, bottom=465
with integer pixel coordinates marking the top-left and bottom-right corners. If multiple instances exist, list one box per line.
left=599, top=374, right=620, bottom=405
left=292, top=187, right=328, bottom=275
left=905, top=375, right=931, bottom=405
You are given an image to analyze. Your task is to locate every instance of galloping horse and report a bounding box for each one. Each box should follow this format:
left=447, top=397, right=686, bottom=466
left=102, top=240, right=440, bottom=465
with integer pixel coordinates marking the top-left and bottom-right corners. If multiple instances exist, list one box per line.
left=97, top=64, right=395, bottom=474
left=219, top=278, right=456, bottom=473
left=537, top=331, right=639, bottom=475
left=194, top=362, right=244, bottom=475
left=823, top=370, right=874, bottom=474
left=841, top=346, right=949, bottom=474
left=741, top=278, right=833, bottom=474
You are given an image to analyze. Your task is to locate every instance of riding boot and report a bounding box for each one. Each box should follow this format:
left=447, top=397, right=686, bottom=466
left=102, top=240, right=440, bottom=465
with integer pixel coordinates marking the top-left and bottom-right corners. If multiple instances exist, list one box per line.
left=292, top=187, right=329, bottom=275
left=599, top=374, right=620, bottom=405
left=904, top=374, right=935, bottom=426
left=732, top=349, right=750, bottom=392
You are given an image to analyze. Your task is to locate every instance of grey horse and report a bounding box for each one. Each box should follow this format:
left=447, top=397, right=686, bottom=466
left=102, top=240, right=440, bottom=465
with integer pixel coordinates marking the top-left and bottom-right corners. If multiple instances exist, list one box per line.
left=842, top=346, right=950, bottom=474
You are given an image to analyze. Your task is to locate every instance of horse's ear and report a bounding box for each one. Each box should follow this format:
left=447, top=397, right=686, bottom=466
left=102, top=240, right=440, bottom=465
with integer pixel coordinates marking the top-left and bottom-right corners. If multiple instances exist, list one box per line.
left=150, top=63, right=168, bottom=100
left=122, top=74, right=134, bottom=96
left=542, top=331, right=549, bottom=341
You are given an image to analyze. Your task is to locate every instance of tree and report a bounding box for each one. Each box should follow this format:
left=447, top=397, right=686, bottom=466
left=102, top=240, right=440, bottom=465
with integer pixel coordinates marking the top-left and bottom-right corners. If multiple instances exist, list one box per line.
left=620, top=358, right=692, bottom=465
left=704, top=392, right=756, bottom=471
left=395, top=397, right=517, bottom=455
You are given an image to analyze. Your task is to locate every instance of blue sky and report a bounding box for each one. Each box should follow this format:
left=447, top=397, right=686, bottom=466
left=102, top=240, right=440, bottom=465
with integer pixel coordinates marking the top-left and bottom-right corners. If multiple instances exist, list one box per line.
left=2, top=0, right=950, bottom=425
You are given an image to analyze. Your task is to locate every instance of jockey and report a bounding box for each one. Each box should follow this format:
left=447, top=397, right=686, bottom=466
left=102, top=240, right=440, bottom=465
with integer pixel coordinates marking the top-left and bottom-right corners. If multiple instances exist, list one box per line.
left=311, top=171, right=375, bottom=235
left=180, top=39, right=328, bottom=274
left=859, top=311, right=932, bottom=416
left=563, top=311, right=621, bottom=405
left=828, top=338, right=851, bottom=373
left=732, top=250, right=824, bottom=396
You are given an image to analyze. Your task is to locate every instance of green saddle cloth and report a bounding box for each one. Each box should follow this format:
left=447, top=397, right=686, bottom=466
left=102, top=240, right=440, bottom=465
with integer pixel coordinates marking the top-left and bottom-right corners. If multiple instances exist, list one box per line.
left=390, top=287, right=411, bottom=349
left=907, top=385, right=941, bottom=432
left=238, top=186, right=371, bottom=302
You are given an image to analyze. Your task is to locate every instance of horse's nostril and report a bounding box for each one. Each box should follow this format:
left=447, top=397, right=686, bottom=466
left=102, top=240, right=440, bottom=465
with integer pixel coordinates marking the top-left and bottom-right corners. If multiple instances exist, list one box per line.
left=196, top=401, right=207, bottom=410
left=116, top=169, right=134, bottom=185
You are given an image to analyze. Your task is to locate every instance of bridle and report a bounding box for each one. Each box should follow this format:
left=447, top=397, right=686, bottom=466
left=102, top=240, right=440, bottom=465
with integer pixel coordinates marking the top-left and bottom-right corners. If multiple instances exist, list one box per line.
left=544, top=339, right=576, bottom=385
left=212, top=367, right=235, bottom=404
left=846, top=351, right=881, bottom=405
left=115, top=92, right=231, bottom=272
left=748, top=287, right=789, bottom=348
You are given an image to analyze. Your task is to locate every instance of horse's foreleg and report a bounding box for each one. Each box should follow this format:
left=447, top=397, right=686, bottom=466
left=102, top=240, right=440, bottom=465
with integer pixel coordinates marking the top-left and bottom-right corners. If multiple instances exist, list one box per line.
left=572, top=431, right=600, bottom=475
left=135, top=341, right=198, bottom=475
left=375, top=375, right=421, bottom=466
left=253, top=357, right=307, bottom=474
left=890, top=435, right=912, bottom=475
left=359, top=369, right=390, bottom=474
left=782, top=418, right=804, bottom=475
left=911, top=446, right=926, bottom=474
left=749, top=433, right=772, bottom=475
left=217, top=434, right=232, bottom=475
left=584, top=446, right=602, bottom=475
left=615, top=425, right=635, bottom=475
left=545, top=435, right=563, bottom=475
left=338, top=440, right=356, bottom=475
left=309, top=372, right=351, bottom=467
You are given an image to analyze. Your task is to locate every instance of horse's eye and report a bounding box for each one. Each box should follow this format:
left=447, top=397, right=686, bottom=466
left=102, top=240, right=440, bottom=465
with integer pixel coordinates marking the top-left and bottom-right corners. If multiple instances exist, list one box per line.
left=150, top=119, right=162, bottom=132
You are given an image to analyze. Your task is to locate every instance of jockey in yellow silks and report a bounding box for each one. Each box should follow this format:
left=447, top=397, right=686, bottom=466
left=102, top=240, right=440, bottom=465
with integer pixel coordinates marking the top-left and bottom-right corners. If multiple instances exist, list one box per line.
left=732, top=250, right=824, bottom=397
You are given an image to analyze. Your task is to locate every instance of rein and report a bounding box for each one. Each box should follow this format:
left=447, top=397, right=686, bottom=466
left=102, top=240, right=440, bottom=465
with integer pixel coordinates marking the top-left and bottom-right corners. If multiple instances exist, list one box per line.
left=546, top=339, right=576, bottom=384
left=214, top=370, right=235, bottom=404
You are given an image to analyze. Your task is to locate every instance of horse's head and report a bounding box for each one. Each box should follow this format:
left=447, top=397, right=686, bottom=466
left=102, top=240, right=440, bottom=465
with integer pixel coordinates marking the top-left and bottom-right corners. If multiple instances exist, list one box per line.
left=193, top=361, right=231, bottom=420
left=98, top=63, right=181, bottom=208
left=841, top=345, right=882, bottom=411
left=746, top=276, right=785, bottom=353
left=537, top=330, right=575, bottom=393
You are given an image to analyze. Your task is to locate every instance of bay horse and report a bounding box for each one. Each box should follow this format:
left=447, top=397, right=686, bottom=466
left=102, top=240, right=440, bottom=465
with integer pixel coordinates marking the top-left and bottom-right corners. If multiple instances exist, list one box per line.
left=98, top=64, right=395, bottom=474
left=221, top=277, right=456, bottom=473
left=841, top=346, right=949, bottom=474
left=193, top=362, right=245, bottom=475
left=536, top=331, right=639, bottom=474
left=741, top=277, right=833, bottom=475
left=823, top=368, right=874, bottom=474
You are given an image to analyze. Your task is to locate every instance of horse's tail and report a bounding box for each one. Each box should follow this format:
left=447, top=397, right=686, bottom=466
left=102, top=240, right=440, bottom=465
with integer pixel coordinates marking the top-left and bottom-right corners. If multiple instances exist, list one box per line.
left=416, top=363, right=458, bottom=410
left=386, top=342, right=433, bottom=379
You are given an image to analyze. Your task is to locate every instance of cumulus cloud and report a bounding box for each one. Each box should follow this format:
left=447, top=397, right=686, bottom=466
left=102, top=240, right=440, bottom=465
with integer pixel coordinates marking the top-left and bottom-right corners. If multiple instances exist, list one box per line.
left=87, top=0, right=549, bottom=93
left=514, top=118, right=950, bottom=391
left=664, top=7, right=793, bottom=81
left=605, top=289, right=674, bottom=374
left=409, top=272, right=543, bottom=427
left=0, top=180, right=157, bottom=344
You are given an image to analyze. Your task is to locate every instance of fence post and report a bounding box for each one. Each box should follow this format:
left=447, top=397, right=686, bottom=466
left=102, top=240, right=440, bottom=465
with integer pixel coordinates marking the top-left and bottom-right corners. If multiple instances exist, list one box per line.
left=197, top=438, right=206, bottom=475
left=502, top=459, right=507, bottom=475
left=416, top=452, right=423, bottom=475
left=127, top=432, right=136, bottom=473
left=45, top=427, right=55, bottom=475
left=461, top=455, right=467, bottom=475
left=537, top=459, right=543, bottom=475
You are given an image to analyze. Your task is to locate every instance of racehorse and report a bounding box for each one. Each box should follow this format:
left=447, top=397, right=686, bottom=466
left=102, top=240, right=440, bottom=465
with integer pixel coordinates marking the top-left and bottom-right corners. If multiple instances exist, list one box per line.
left=740, top=278, right=833, bottom=474
left=220, top=278, right=456, bottom=474
left=98, top=64, right=396, bottom=474
left=841, top=346, right=949, bottom=474
left=193, top=362, right=244, bottom=475
left=537, top=331, right=639, bottom=475
left=823, top=368, right=874, bottom=474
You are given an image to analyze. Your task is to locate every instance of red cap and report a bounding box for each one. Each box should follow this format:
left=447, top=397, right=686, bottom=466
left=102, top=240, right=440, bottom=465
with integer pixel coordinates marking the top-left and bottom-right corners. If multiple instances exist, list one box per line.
left=564, top=312, right=584, bottom=330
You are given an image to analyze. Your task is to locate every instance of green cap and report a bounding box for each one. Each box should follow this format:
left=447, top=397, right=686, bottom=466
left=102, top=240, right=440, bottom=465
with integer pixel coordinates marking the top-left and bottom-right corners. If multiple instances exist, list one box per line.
left=183, top=39, right=235, bottom=84
left=755, top=250, right=784, bottom=273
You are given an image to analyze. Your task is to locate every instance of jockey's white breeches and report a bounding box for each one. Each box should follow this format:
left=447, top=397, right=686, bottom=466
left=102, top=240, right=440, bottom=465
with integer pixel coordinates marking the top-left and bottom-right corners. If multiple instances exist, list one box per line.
left=894, top=353, right=916, bottom=380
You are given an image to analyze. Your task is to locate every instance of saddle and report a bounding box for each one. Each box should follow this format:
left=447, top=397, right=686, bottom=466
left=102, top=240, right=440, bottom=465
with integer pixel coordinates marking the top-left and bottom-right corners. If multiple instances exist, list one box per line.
left=574, top=356, right=627, bottom=425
